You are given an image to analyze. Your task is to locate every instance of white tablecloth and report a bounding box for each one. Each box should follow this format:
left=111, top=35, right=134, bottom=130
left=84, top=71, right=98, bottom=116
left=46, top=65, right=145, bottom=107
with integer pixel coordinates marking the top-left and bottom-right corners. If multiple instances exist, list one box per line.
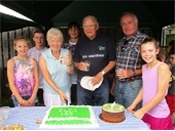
left=3, top=106, right=150, bottom=130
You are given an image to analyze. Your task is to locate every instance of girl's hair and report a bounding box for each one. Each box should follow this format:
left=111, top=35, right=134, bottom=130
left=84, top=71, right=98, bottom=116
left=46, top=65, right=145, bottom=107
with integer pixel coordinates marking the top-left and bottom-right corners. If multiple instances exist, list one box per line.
left=46, top=27, right=64, bottom=42
left=141, top=37, right=159, bottom=49
left=13, top=36, right=30, bottom=47
left=141, top=37, right=165, bottom=61
left=157, top=47, right=166, bottom=61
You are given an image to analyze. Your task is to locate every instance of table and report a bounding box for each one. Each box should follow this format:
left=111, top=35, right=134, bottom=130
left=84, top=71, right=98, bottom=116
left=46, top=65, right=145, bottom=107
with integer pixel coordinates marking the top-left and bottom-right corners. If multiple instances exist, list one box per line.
left=3, top=106, right=150, bottom=130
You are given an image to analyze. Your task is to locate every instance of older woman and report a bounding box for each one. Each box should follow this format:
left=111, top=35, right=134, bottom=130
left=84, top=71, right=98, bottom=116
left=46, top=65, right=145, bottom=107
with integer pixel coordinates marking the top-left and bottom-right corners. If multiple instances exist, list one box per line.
left=39, top=28, right=74, bottom=106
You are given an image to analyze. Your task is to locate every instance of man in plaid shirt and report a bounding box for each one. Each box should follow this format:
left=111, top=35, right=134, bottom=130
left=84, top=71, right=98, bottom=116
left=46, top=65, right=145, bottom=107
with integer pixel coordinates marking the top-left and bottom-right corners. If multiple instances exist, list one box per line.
left=111, top=12, right=148, bottom=109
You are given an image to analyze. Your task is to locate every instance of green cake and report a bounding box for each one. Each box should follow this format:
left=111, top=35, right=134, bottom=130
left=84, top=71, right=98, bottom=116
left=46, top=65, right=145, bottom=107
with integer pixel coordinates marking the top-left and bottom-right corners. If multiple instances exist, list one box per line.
left=40, top=106, right=99, bottom=128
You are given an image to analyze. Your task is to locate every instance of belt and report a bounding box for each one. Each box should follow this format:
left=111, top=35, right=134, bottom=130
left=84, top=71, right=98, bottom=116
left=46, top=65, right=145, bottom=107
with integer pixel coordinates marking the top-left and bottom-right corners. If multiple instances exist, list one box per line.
left=119, top=76, right=142, bottom=82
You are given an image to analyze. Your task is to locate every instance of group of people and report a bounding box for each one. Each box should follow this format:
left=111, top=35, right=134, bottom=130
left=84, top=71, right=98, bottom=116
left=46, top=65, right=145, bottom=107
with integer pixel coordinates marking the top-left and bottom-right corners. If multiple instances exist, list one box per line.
left=7, top=12, right=174, bottom=130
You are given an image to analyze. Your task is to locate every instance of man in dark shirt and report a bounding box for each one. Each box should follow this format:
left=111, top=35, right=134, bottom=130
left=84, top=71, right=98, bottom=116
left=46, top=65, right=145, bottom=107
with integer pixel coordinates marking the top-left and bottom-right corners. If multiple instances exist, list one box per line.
left=73, top=15, right=116, bottom=105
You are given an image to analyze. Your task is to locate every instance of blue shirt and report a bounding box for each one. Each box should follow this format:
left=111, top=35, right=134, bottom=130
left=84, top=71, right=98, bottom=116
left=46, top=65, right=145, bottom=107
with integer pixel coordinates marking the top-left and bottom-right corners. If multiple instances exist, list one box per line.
left=41, top=48, right=71, bottom=94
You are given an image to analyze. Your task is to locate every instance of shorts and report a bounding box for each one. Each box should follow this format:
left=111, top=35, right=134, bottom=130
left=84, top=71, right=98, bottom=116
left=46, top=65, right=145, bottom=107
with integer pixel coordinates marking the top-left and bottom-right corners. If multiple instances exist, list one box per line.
left=166, top=94, right=175, bottom=114
left=142, top=113, right=174, bottom=130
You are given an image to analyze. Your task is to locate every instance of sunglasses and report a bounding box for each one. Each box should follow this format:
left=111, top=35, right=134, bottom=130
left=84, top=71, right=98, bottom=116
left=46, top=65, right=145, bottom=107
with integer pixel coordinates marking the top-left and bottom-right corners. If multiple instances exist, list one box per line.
left=121, top=40, right=128, bottom=51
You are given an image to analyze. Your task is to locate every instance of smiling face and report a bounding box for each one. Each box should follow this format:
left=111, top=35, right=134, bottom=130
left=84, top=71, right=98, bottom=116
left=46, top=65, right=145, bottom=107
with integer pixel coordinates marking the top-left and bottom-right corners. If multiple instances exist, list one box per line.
left=68, top=26, right=80, bottom=39
left=120, top=13, right=138, bottom=39
left=33, top=32, right=44, bottom=46
left=46, top=28, right=64, bottom=52
left=140, top=41, right=159, bottom=64
left=14, top=39, right=29, bottom=56
left=47, top=36, right=62, bottom=52
left=82, top=16, right=99, bottom=40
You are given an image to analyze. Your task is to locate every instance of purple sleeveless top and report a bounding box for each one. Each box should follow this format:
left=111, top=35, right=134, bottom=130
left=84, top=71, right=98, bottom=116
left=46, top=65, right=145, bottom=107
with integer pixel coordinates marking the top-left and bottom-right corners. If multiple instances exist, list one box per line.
left=14, top=57, right=35, bottom=96
left=142, top=62, right=170, bottom=118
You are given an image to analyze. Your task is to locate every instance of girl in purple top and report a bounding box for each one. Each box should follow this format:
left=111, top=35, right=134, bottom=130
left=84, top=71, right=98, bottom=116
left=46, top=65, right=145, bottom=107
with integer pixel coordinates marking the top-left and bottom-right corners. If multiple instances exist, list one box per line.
left=127, top=37, right=173, bottom=130
left=7, top=37, right=39, bottom=107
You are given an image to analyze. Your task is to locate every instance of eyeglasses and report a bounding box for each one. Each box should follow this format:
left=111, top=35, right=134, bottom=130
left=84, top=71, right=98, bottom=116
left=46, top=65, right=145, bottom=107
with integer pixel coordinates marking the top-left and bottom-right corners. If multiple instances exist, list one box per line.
left=121, top=40, right=128, bottom=51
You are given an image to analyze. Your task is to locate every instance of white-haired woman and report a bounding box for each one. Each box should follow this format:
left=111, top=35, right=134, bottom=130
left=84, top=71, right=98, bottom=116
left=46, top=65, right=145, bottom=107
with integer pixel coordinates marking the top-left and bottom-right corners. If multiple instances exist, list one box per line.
left=39, top=27, right=74, bottom=106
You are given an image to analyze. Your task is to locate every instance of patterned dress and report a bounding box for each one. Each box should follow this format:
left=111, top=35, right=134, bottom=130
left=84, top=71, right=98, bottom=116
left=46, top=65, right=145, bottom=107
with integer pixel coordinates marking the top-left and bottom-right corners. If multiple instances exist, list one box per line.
left=14, top=57, right=35, bottom=97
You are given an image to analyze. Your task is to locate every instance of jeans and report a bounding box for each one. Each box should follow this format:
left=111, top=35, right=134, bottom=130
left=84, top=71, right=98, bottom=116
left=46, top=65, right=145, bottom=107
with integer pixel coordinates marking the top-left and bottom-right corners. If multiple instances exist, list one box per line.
left=12, top=95, right=38, bottom=107
left=77, top=79, right=109, bottom=105
left=114, top=79, right=142, bottom=109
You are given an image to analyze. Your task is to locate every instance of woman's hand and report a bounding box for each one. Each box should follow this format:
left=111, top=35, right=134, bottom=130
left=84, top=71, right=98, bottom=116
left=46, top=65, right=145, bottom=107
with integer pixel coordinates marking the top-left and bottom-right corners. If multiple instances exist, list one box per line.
left=59, top=91, right=68, bottom=104
left=64, top=54, right=72, bottom=66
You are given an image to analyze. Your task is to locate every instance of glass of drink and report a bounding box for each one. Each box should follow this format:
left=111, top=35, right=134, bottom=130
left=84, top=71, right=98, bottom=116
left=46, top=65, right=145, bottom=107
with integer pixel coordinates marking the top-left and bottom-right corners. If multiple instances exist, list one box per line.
left=84, top=61, right=91, bottom=72
left=0, top=106, right=10, bottom=120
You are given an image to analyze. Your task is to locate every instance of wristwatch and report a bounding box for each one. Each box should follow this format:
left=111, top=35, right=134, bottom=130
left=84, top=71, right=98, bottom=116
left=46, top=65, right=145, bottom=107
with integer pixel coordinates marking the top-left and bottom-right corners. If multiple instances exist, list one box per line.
left=101, top=70, right=105, bottom=75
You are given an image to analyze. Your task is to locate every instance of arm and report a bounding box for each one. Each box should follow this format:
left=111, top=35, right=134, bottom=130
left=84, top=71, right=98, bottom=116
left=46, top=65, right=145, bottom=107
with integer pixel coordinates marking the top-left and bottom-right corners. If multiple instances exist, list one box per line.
left=92, top=60, right=116, bottom=85
left=28, top=59, right=39, bottom=105
left=134, top=68, right=142, bottom=76
left=7, top=58, right=23, bottom=103
left=39, top=55, right=67, bottom=102
left=100, top=60, right=116, bottom=76
left=134, top=64, right=171, bottom=119
left=117, top=68, right=142, bottom=80
left=74, top=61, right=86, bottom=72
left=64, top=52, right=74, bottom=74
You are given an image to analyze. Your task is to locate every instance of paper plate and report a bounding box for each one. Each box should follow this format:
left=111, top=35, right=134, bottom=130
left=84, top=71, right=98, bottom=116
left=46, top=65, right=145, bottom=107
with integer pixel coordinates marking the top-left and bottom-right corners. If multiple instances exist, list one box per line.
left=80, top=76, right=103, bottom=91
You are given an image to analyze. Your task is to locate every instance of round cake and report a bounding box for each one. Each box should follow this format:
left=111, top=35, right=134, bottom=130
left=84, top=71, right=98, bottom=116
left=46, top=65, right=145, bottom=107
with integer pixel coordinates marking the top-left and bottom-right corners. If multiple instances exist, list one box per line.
left=101, top=103, right=125, bottom=123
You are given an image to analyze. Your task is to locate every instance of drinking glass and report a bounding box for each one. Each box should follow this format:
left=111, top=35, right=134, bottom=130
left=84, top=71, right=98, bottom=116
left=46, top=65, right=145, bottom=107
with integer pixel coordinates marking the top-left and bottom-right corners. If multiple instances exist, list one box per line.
left=0, top=106, right=10, bottom=120
left=84, top=61, right=91, bottom=71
